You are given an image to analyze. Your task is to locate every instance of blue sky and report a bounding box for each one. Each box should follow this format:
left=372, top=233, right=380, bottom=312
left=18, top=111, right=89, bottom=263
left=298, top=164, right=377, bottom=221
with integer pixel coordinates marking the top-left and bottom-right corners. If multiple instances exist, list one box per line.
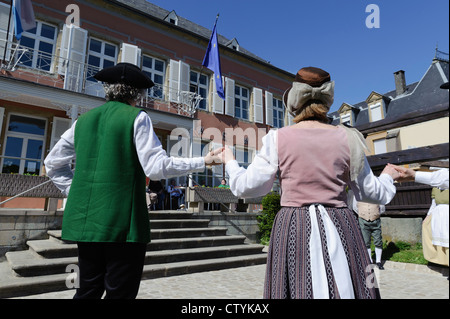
left=148, top=0, right=449, bottom=113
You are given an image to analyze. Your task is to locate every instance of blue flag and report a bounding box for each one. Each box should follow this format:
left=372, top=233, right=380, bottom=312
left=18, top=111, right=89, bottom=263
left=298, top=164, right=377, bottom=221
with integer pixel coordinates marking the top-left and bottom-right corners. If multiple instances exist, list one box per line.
left=12, top=0, right=36, bottom=40
left=202, top=22, right=225, bottom=100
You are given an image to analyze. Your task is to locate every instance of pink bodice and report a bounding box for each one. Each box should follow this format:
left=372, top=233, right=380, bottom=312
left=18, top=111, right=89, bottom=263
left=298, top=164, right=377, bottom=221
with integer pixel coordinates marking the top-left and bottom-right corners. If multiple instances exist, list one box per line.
left=278, top=126, right=351, bottom=207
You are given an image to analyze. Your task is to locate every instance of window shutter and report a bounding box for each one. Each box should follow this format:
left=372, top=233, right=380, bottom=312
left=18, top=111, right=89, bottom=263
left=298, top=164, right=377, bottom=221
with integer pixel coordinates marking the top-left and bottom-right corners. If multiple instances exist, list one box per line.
left=121, top=43, right=141, bottom=67
left=225, top=77, right=235, bottom=117
left=0, top=3, right=13, bottom=63
left=49, top=117, right=72, bottom=151
left=0, top=107, right=5, bottom=136
left=179, top=61, right=190, bottom=94
left=253, top=88, right=263, bottom=124
left=265, top=91, right=274, bottom=127
left=169, top=59, right=180, bottom=102
left=212, top=76, right=224, bottom=114
left=59, top=25, right=88, bottom=93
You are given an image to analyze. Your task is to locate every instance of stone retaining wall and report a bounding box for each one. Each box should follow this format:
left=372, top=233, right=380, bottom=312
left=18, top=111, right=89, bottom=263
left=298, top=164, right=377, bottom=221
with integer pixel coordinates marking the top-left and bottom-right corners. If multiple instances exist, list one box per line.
left=0, top=210, right=63, bottom=256
left=193, top=211, right=261, bottom=244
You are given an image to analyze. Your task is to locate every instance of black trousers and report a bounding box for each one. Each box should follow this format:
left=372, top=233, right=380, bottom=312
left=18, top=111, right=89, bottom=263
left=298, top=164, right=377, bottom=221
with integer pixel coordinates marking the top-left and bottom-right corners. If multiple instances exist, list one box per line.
left=75, top=242, right=147, bottom=299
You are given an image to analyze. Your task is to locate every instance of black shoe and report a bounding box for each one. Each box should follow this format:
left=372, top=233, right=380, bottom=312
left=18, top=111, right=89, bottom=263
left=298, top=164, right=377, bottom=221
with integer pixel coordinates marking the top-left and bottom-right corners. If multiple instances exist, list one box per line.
left=376, top=262, right=384, bottom=270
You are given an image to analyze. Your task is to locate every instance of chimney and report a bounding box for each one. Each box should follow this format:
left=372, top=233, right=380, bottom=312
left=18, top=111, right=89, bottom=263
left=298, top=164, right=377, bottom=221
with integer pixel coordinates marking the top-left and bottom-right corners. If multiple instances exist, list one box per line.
left=394, top=70, right=407, bottom=96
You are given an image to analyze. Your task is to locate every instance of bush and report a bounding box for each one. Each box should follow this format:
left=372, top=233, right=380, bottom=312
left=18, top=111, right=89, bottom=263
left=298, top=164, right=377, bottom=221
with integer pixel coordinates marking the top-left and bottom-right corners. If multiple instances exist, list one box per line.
left=257, top=192, right=281, bottom=245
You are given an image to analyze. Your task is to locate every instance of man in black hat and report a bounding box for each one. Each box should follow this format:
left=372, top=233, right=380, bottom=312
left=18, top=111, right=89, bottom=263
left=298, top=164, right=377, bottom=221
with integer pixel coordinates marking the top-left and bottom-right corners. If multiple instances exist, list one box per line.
left=45, top=63, right=222, bottom=299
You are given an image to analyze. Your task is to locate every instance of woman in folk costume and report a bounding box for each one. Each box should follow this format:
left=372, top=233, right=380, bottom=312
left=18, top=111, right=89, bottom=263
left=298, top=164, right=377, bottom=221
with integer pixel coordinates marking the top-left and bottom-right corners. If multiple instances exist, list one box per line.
left=393, top=165, right=449, bottom=268
left=45, top=63, right=222, bottom=299
left=219, top=67, right=399, bottom=299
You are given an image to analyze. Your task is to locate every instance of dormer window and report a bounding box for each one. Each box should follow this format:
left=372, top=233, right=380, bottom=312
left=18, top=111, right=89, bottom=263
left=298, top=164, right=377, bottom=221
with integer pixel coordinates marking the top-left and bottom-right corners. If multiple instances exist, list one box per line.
left=366, top=92, right=386, bottom=123
left=226, top=38, right=240, bottom=52
left=164, top=11, right=179, bottom=26
left=337, top=103, right=355, bottom=126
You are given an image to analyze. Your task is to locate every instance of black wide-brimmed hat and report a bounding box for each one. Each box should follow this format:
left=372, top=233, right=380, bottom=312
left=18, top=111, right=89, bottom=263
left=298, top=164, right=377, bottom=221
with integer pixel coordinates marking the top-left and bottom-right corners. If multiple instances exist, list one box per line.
left=94, top=63, right=155, bottom=89
left=440, top=82, right=449, bottom=89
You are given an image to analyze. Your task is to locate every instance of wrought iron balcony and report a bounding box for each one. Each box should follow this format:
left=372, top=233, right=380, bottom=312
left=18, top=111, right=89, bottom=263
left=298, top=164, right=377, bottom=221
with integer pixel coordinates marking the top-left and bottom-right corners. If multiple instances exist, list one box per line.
left=0, top=39, right=202, bottom=118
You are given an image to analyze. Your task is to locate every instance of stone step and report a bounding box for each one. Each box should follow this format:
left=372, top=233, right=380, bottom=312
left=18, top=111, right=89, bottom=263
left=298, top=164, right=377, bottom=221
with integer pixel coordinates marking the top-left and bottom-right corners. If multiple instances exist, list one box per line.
left=150, top=219, right=211, bottom=229
left=150, top=227, right=228, bottom=240
left=48, top=227, right=229, bottom=242
left=26, top=234, right=249, bottom=259
left=6, top=244, right=265, bottom=277
left=148, top=211, right=194, bottom=220
left=0, top=254, right=267, bottom=299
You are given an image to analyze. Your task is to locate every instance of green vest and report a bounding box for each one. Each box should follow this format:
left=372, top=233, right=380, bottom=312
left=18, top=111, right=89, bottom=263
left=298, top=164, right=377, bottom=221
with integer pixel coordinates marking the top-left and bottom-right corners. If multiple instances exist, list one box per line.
left=62, top=101, right=150, bottom=244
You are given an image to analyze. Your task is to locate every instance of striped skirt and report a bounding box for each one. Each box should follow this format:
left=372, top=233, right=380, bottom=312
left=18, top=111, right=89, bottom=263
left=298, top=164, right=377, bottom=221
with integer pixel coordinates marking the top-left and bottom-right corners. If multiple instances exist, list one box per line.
left=264, top=205, right=381, bottom=299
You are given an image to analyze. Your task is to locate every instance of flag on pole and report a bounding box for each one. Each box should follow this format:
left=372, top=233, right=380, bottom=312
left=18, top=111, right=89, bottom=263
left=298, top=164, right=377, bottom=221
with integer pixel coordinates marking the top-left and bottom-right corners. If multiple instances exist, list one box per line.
left=202, top=16, right=225, bottom=100
left=12, top=0, right=36, bottom=40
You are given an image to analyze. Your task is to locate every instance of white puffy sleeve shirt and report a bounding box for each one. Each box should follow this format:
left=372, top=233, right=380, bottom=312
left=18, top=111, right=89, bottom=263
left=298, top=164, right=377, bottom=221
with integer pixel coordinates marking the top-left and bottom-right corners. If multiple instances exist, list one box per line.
left=44, top=112, right=205, bottom=196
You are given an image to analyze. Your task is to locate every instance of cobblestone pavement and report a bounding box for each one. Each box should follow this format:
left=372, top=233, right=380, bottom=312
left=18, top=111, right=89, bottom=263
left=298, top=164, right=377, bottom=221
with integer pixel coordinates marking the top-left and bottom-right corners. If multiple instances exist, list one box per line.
left=11, top=261, right=448, bottom=300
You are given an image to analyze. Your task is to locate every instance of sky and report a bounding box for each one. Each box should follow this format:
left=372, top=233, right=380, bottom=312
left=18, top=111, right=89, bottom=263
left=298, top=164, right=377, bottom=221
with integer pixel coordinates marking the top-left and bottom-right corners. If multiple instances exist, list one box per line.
left=148, top=0, right=449, bottom=113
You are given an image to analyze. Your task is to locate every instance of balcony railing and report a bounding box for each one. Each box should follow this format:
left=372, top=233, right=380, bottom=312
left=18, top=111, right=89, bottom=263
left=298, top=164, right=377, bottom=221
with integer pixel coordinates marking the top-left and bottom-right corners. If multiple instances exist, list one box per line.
left=0, top=39, right=203, bottom=118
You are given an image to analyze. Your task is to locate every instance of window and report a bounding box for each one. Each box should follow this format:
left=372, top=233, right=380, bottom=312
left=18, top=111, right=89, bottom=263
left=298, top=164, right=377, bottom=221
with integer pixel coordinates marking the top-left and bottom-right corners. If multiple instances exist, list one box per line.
left=234, top=147, right=253, bottom=170
left=369, top=103, right=383, bottom=122
left=86, top=38, right=117, bottom=82
left=373, top=138, right=387, bottom=155
left=190, top=71, right=209, bottom=110
left=235, top=85, right=249, bottom=120
left=272, top=98, right=284, bottom=128
left=341, top=113, right=351, bottom=126
left=18, top=21, right=57, bottom=71
left=143, top=55, right=165, bottom=99
left=1, top=114, right=46, bottom=175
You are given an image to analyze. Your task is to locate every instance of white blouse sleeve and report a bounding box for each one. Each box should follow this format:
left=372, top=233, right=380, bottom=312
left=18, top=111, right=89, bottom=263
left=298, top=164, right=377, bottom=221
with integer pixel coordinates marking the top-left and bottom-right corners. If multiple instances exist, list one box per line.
left=349, top=156, right=396, bottom=206
left=225, top=129, right=279, bottom=198
left=134, top=112, right=205, bottom=180
left=44, top=122, right=77, bottom=196
left=415, top=170, right=449, bottom=190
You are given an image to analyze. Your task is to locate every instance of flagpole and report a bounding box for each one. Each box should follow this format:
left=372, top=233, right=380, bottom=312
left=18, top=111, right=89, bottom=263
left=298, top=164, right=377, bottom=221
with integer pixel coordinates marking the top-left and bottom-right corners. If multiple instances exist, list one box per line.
left=197, top=14, right=220, bottom=95
left=1, top=0, right=13, bottom=68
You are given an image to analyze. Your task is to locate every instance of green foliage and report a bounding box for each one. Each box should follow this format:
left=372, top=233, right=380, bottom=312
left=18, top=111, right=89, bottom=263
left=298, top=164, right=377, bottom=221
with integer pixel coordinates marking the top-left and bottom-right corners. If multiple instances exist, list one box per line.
left=257, top=192, right=281, bottom=245
left=380, top=241, right=427, bottom=265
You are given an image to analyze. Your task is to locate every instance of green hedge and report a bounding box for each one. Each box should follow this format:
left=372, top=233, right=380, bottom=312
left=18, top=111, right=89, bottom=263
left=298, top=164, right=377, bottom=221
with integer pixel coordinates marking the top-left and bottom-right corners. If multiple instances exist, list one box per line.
left=257, top=192, right=281, bottom=245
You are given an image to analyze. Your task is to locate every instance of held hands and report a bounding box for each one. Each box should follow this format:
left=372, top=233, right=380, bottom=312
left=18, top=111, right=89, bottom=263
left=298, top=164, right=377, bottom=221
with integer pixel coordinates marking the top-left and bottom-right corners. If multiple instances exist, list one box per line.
left=203, top=147, right=236, bottom=166
left=217, top=146, right=235, bottom=165
left=204, top=148, right=225, bottom=166
left=381, top=164, right=416, bottom=182
left=387, top=164, right=416, bottom=182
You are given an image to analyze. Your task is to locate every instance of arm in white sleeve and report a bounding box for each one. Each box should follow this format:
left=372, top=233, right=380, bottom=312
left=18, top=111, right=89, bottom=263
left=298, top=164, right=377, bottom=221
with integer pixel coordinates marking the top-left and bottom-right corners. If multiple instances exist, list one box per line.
left=349, top=156, right=396, bottom=205
left=415, top=170, right=449, bottom=190
left=225, top=130, right=279, bottom=198
left=134, top=112, right=205, bottom=180
left=44, top=122, right=77, bottom=196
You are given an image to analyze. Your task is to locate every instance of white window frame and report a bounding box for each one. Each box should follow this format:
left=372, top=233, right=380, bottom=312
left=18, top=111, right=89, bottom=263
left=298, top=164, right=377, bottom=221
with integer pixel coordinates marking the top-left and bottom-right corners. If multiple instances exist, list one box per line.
left=1, top=113, right=47, bottom=175
left=85, top=37, right=118, bottom=97
left=190, top=70, right=209, bottom=111
left=235, top=84, right=250, bottom=121
left=143, top=54, right=166, bottom=99
left=18, top=21, right=58, bottom=72
left=272, top=97, right=285, bottom=128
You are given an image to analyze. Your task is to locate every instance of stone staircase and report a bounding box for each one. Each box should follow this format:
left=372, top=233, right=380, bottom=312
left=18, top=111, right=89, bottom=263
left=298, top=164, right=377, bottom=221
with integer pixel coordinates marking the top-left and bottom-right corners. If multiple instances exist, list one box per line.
left=0, top=210, right=267, bottom=298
